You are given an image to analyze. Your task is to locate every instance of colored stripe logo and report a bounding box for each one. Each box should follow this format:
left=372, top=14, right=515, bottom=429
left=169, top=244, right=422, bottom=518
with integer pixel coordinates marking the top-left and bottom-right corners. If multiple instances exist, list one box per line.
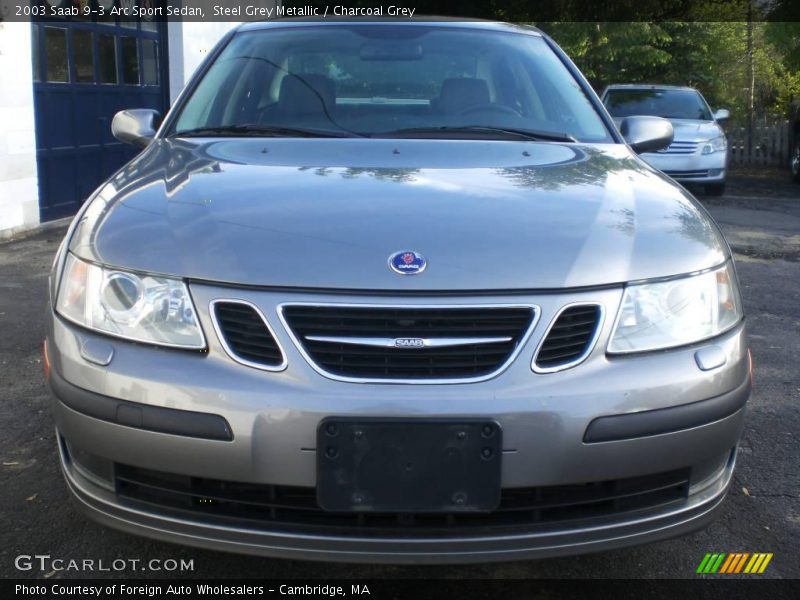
left=697, top=552, right=773, bottom=574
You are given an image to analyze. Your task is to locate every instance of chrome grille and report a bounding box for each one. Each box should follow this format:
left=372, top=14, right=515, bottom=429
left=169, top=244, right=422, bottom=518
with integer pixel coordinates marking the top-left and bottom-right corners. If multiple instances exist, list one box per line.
left=655, top=140, right=699, bottom=155
left=280, top=304, right=537, bottom=382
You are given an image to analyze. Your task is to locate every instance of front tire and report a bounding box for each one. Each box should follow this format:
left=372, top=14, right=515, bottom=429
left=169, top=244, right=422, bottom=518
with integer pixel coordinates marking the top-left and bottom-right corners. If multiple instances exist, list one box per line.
left=705, top=182, right=726, bottom=196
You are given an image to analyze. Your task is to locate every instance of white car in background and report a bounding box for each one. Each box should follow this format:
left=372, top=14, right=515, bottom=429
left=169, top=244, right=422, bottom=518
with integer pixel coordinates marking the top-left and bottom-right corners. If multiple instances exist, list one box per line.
left=602, top=85, right=730, bottom=195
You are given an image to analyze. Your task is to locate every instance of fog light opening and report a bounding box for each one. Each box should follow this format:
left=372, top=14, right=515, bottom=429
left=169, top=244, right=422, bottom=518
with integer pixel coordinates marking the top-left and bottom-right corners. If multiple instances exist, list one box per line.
left=62, top=436, right=115, bottom=492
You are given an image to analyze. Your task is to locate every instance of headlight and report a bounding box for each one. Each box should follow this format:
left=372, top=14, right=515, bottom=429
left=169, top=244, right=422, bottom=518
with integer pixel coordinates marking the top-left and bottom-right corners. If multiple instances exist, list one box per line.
left=56, top=253, right=205, bottom=349
left=608, top=263, right=742, bottom=354
left=701, top=135, right=727, bottom=155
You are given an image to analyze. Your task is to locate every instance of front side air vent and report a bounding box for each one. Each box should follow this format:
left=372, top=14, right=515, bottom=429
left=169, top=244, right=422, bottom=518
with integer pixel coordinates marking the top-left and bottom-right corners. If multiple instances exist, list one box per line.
left=211, top=301, right=286, bottom=371
left=534, top=304, right=602, bottom=372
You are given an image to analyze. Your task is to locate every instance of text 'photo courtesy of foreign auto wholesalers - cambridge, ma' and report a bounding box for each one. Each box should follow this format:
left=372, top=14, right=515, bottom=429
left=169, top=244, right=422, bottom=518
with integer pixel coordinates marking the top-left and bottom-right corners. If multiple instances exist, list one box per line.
left=0, top=0, right=798, bottom=598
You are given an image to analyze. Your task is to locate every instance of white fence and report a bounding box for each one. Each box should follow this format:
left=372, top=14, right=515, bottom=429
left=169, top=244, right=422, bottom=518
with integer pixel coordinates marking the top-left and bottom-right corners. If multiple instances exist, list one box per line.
left=727, top=118, right=791, bottom=167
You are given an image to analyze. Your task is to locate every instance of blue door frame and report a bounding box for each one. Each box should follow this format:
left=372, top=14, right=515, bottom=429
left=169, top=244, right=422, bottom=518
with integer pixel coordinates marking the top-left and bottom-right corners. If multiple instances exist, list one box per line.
left=32, top=3, right=170, bottom=222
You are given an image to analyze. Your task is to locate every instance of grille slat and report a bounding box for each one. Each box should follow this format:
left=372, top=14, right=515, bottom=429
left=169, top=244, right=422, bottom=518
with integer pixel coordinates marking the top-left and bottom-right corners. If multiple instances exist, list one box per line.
left=213, top=302, right=285, bottom=369
left=306, top=346, right=511, bottom=358
left=542, top=327, right=596, bottom=338
left=225, top=338, right=282, bottom=353
left=216, top=322, right=275, bottom=334
left=543, top=324, right=596, bottom=335
left=282, top=305, right=535, bottom=381
left=535, top=305, right=601, bottom=371
left=536, top=347, right=588, bottom=363
left=536, top=339, right=593, bottom=353
left=114, top=463, right=691, bottom=536
left=287, top=323, right=526, bottom=334
left=305, top=355, right=508, bottom=367
left=290, top=312, right=528, bottom=321
left=543, top=316, right=597, bottom=327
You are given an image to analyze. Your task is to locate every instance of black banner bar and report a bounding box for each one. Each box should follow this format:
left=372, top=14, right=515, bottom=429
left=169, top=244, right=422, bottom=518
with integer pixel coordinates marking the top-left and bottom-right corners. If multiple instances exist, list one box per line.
left=3, top=578, right=796, bottom=600
left=1, top=0, right=799, bottom=23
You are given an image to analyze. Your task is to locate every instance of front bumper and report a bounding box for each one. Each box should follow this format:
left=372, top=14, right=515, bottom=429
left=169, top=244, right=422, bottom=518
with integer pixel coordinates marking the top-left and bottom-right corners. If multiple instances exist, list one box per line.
left=641, top=149, right=728, bottom=184
left=47, top=285, right=750, bottom=563
left=59, top=437, right=736, bottom=563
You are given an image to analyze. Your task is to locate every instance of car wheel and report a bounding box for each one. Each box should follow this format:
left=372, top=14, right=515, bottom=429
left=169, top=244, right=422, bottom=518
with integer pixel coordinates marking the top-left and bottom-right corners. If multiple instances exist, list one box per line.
left=705, top=183, right=726, bottom=196
left=791, top=138, right=800, bottom=183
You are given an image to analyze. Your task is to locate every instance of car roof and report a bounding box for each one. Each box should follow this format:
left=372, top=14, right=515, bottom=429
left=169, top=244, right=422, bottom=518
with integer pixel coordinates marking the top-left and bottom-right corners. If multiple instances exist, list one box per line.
left=604, top=84, right=699, bottom=92
left=238, top=18, right=543, bottom=37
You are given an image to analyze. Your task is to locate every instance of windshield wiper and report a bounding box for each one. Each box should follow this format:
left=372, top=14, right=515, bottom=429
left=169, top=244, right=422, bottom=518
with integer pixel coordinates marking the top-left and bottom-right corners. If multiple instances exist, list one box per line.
left=376, top=126, right=577, bottom=143
left=171, top=124, right=356, bottom=138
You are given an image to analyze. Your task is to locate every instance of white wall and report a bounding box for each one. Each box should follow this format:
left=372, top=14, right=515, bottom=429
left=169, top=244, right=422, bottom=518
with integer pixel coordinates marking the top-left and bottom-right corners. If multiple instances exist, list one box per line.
left=168, top=22, right=241, bottom=104
left=167, top=1, right=277, bottom=102
left=167, top=20, right=185, bottom=106
left=0, top=23, right=40, bottom=239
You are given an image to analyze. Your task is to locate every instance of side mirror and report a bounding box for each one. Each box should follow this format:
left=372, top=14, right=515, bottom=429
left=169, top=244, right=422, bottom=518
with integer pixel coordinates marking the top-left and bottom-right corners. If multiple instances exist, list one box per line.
left=111, top=109, right=161, bottom=148
left=713, top=108, right=730, bottom=123
left=619, top=116, right=674, bottom=154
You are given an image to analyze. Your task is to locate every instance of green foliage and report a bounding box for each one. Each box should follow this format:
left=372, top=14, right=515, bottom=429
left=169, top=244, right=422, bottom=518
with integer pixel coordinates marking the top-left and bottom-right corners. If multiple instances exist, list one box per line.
left=538, top=23, right=672, bottom=89
left=537, top=21, right=800, bottom=121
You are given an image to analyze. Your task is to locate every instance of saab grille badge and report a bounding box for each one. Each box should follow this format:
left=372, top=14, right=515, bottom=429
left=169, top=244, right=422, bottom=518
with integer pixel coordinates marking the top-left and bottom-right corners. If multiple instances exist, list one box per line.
left=394, top=338, right=425, bottom=348
left=389, top=251, right=427, bottom=275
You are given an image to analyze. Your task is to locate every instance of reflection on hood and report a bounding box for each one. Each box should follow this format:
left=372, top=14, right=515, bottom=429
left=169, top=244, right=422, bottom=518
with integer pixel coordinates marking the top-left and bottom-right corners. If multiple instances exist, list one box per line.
left=69, top=137, right=728, bottom=291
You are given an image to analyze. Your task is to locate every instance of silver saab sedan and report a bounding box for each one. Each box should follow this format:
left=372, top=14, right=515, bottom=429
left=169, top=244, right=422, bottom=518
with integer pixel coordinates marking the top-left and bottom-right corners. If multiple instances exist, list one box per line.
left=601, top=84, right=731, bottom=195
left=45, top=20, right=750, bottom=564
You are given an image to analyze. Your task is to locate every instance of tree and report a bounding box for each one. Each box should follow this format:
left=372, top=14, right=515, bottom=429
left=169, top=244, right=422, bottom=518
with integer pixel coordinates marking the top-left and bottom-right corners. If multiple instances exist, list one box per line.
left=539, top=20, right=798, bottom=122
left=536, top=22, right=672, bottom=91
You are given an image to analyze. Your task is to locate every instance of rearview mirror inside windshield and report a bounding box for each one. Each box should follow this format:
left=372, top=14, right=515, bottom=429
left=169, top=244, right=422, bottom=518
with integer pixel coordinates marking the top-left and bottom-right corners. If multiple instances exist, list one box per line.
left=359, top=41, right=423, bottom=61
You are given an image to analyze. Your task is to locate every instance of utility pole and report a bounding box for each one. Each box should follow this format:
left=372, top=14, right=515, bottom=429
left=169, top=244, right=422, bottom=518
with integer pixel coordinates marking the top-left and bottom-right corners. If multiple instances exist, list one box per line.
left=747, top=0, right=754, bottom=158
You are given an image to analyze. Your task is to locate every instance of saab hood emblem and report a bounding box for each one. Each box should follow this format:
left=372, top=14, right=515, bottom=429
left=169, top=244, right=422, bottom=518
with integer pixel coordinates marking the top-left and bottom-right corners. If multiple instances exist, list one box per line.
left=389, top=251, right=427, bottom=275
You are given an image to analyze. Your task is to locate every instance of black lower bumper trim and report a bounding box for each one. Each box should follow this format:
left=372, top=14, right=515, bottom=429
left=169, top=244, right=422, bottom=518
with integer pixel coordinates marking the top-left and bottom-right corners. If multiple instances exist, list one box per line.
left=584, top=377, right=750, bottom=443
left=49, top=369, right=233, bottom=441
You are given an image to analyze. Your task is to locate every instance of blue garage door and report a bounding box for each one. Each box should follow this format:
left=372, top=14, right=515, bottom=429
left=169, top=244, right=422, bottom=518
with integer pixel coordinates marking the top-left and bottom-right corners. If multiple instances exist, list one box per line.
left=32, top=3, right=169, bottom=222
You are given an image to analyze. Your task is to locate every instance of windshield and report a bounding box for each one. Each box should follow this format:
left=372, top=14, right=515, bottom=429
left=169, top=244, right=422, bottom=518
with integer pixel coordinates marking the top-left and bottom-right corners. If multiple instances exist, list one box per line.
left=604, top=89, right=713, bottom=121
left=170, top=25, right=612, bottom=142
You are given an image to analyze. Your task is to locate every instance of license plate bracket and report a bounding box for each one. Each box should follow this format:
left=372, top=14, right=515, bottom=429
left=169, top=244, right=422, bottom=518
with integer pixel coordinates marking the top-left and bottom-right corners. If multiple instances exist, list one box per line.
left=316, top=418, right=502, bottom=512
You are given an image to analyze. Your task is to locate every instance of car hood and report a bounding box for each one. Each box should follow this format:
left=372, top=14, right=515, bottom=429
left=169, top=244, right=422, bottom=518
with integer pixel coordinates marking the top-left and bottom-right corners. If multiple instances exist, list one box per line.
left=69, top=138, right=729, bottom=291
left=666, top=119, right=724, bottom=142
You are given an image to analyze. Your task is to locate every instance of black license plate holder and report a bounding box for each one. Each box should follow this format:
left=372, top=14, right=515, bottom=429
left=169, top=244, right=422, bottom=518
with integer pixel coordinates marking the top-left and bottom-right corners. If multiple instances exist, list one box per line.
left=316, top=418, right=502, bottom=512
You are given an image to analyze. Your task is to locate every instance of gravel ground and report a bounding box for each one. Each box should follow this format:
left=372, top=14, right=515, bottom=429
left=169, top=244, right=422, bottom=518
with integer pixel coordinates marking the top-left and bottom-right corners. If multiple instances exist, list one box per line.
left=0, top=174, right=798, bottom=581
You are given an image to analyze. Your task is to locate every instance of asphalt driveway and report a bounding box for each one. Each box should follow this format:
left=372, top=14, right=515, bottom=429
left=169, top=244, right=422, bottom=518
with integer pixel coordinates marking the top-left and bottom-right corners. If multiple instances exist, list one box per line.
left=1, top=173, right=798, bottom=580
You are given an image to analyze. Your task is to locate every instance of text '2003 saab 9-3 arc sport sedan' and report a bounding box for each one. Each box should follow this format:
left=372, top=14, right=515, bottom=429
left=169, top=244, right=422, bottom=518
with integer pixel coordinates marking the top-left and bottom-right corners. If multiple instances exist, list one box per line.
left=44, top=19, right=751, bottom=564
